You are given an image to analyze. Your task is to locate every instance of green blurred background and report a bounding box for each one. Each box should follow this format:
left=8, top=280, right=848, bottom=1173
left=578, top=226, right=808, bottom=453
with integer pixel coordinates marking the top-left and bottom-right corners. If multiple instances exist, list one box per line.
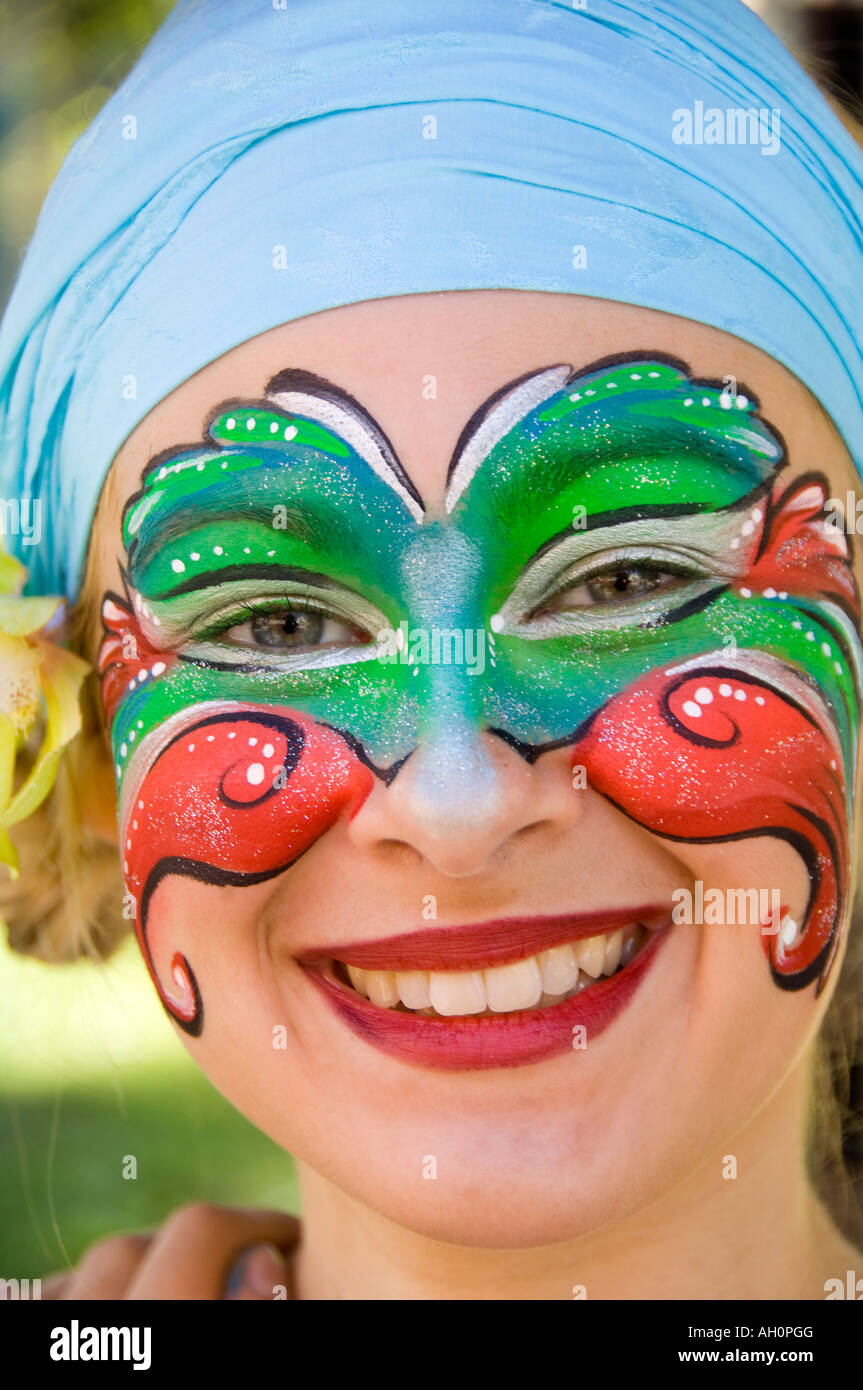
left=0, top=0, right=299, bottom=1282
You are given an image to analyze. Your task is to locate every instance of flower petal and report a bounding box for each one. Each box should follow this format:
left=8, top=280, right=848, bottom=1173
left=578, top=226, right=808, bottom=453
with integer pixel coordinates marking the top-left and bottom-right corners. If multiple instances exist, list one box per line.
left=1, top=642, right=90, bottom=829
left=0, top=594, right=63, bottom=637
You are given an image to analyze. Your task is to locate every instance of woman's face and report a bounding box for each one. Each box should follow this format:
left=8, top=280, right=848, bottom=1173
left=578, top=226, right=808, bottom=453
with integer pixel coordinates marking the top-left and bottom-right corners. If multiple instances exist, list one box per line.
left=86, top=291, right=862, bottom=1246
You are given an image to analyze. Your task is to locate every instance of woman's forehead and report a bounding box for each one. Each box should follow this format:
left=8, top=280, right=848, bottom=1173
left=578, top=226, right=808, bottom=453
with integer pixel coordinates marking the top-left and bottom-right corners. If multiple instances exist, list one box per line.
left=105, top=290, right=855, bottom=524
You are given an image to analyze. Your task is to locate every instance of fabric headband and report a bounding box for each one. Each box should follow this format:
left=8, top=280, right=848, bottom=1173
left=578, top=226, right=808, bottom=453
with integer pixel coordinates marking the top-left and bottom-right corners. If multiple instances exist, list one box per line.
left=1, top=0, right=862, bottom=600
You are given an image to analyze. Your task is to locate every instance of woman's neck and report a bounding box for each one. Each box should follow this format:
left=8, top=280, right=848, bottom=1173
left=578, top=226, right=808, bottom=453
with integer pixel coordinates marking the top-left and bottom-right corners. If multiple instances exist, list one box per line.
left=291, top=1056, right=860, bottom=1301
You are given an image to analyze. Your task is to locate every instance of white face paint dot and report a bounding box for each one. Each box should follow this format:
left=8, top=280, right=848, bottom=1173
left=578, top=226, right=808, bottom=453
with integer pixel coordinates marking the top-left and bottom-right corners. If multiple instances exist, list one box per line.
left=132, top=820, right=138, bottom=830
left=128, top=679, right=136, bottom=691
left=248, top=737, right=258, bottom=747
left=225, top=418, right=236, bottom=430
left=187, top=744, right=195, bottom=752
left=247, top=417, right=256, bottom=430
left=630, top=373, right=642, bottom=381
left=213, top=546, right=224, bottom=556
left=267, top=550, right=275, bottom=557
left=830, top=759, right=837, bottom=770
left=780, top=917, right=798, bottom=948
left=735, top=395, right=748, bottom=408
left=606, top=381, right=617, bottom=388
left=191, top=552, right=200, bottom=561
left=741, top=520, right=755, bottom=536
left=763, top=587, right=776, bottom=599
left=262, top=743, right=275, bottom=758
left=228, top=732, right=236, bottom=739
left=752, top=507, right=763, bottom=523
left=270, top=421, right=279, bottom=433
left=126, top=839, right=131, bottom=849
left=694, top=687, right=713, bottom=704
left=778, top=591, right=787, bottom=600
left=734, top=689, right=747, bottom=701
left=196, top=462, right=205, bottom=471
left=719, top=683, right=733, bottom=697
left=246, top=762, right=265, bottom=786
left=138, top=800, right=144, bottom=810
left=569, top=392, right=581, bottom=401
left=585, top=389, right=595, bottom=396
left=129, top=731, right=136, bottom=742
left=821, top=642, right=831, bottom=657
left=171, top=558, right=185, bottom=573
left=682, top=700, right=702, bottom=719
left=151, top=662, right=166, bottom=676
left=284, top=425, right=298, bottom=440
left=137, top=668, right=147, bottom=680
left=490, top=613, right=505, bottom=633
left=755, top=695, right=765, bottom=705
left=120, top=743, right=127, bottom=757
left=701, top=397, right=711, bottom=406
left=740, top=587, right=751, bottom=598
left=683, top=398, right=693, bottom=406
left=206, top=734, right=215, bottom=742
left=648, top=371, right=660, bottom=378
left=730, top=537, right=740, bottom=549
left=137, top=720, right=143, bottom=728
left=834, top=661, right=843, bottom=674
left=117, top=765, right=122, bottom=777
left=805, top=631, right=815, bottom=641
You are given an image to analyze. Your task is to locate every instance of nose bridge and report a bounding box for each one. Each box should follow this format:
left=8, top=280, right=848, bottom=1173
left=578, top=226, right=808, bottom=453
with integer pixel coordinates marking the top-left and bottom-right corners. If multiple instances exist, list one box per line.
left=396, top=522, right=502, bottom=821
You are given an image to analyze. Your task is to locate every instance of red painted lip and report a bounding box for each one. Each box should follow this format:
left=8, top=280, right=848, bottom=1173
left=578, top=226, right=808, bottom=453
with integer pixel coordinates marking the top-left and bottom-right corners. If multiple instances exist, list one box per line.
left=301, top=924, right=671, bottom=1072
left=296, top=904, right=670, bottom=972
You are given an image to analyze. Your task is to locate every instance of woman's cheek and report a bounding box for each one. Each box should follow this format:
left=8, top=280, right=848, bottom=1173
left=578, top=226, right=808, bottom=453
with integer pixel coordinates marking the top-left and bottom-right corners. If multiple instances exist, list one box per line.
left=116, top=704, right=373, bottom=1036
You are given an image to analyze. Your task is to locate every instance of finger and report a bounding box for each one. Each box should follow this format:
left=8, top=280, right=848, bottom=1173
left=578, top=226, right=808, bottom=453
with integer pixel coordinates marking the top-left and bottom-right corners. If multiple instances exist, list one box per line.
left=123, top=1205, right=299, bottom=1301
left=41, top=1272, right=71, bottom=1300
left=61, top=1233, right=153, bottom=1301
left=224, top=1242, right=294, bottom=1301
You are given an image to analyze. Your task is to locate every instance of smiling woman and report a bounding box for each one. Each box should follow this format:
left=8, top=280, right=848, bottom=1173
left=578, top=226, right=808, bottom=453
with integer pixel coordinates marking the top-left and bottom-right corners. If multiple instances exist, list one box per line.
left=1, top=0, right=863, bottom=1307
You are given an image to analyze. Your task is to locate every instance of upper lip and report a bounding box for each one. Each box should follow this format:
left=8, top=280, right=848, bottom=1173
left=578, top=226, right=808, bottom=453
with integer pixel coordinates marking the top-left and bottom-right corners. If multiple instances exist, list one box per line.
left=296, top=904, right=671, bottom=973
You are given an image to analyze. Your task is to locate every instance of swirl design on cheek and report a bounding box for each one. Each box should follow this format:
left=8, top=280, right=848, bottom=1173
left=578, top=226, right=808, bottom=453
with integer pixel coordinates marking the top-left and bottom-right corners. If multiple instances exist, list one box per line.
left=573, top=664, right=846, bottom=992
left=118, top=706, right=373, bottom=1035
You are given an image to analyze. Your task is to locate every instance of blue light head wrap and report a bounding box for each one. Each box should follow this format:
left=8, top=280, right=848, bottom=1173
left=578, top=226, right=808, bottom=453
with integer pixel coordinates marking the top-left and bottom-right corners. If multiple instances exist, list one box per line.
left=1, top=0, right=862, bottom=599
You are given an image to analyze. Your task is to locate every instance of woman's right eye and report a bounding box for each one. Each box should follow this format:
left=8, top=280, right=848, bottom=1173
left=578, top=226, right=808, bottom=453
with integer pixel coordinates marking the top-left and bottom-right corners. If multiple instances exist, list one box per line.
left=220, top=607, right=364, bottom=650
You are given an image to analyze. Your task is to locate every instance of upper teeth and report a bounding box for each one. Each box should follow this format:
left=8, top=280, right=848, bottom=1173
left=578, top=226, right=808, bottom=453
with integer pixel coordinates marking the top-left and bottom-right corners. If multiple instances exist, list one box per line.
left=343, top=927, right=642, bottom=1017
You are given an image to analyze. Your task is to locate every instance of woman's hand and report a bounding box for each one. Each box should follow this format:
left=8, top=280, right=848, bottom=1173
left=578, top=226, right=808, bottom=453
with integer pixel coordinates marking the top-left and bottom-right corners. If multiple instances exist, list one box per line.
left=41, top=1204, right=300, bottom=1300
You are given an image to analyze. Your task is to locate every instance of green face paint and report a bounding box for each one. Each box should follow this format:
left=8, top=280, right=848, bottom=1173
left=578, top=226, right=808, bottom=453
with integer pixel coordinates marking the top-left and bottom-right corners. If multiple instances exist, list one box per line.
left=99, top=354, right=861, bottom=1035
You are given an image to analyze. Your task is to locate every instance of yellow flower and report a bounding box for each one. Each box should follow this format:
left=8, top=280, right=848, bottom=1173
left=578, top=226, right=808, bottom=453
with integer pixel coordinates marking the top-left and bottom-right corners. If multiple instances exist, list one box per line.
left=0, top=547, right=90, bottom=876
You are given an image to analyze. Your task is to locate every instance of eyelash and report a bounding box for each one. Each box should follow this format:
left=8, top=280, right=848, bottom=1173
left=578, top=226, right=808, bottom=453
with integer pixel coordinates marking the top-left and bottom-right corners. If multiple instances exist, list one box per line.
left=527, top=548, right=710, bottom=619
left=195, top=597, right=371, bottom=649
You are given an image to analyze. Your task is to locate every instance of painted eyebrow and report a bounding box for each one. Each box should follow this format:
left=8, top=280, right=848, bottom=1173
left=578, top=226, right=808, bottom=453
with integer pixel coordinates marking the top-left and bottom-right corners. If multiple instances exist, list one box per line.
left=127, top=493, right=349, bottom=577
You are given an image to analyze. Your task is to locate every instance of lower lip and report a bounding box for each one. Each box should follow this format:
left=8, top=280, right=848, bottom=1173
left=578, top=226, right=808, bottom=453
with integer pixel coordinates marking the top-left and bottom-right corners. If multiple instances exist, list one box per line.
left=302, top=927, right=671, bottom=1072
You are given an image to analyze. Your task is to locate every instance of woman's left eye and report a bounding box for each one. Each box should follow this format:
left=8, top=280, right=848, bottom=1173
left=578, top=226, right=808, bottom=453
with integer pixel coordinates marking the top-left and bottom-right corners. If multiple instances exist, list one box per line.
left=543, top=563, right=692, bottom=613
left=220, top=607, right=364, bottom=649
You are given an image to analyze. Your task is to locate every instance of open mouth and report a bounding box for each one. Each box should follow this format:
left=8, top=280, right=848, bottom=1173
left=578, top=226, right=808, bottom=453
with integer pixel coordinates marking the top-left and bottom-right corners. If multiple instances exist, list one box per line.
left=333, top=922, right=648, bottom=1018
left=299, top=908, right=671, bottom=1071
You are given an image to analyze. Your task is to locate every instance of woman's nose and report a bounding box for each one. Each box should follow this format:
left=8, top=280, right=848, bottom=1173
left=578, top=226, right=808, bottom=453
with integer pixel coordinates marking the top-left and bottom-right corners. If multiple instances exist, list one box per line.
left=346, top=717, right=581, bottom=878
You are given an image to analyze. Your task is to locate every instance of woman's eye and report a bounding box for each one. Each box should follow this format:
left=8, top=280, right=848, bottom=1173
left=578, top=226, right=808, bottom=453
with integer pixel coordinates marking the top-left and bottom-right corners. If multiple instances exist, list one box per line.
left=546, top=563, right=691, bottom=612
left=221, top=608, right=362, bottom=649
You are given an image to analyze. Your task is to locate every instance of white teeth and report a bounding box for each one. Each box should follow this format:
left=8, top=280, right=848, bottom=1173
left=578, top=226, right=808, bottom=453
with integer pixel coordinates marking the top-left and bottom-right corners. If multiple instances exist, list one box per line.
left=484, top=956, right=543, bottom=1012
left=603, top=929, right=623, bottom=975
left=397, top=971, right=432, bottom=1009
left=365, top=970, right=400, bottom=1008
left=429, top=970, right=487, bottom=1017
left=574, top=933, right=606, bottom=978
left=537, top=945, right=579, bottom=996
left=341, top=924, right=646, bottom=1016
left=347, top=964, right=368, bottom=996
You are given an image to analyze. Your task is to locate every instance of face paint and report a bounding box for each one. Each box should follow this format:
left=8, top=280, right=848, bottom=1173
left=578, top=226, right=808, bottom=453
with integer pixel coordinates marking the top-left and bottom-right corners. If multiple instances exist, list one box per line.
left=99, top=355, right=861, bottom=1037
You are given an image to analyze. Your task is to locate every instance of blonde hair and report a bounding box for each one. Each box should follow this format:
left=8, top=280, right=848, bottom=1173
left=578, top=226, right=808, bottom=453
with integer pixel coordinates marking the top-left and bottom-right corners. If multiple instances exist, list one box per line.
left=2, top=48, right=863, bottom=1244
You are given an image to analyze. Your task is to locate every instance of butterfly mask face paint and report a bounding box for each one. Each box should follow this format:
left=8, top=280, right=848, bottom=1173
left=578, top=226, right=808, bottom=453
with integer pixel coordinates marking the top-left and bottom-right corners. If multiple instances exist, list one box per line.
left=98, top=354, right=861, bottom=1042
